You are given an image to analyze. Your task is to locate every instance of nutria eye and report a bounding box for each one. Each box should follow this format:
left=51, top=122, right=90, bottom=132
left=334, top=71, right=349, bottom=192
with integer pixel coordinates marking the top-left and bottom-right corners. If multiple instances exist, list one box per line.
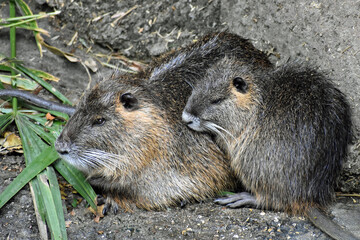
left=233, top=77, right=248, bottom=93
left=93, top=117, right=106, bottom=126
left=120, top=93, right=138, bottom=110
left=211, top=98, right=224, bottom=104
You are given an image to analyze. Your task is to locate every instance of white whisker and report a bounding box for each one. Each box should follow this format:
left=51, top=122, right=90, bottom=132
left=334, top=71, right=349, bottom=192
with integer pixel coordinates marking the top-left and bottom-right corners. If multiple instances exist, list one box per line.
left=79, top=149, right=121, bottom=171
left=208, top=122, right=236, bottom=141
left=204, top=121, right=235, bottom=153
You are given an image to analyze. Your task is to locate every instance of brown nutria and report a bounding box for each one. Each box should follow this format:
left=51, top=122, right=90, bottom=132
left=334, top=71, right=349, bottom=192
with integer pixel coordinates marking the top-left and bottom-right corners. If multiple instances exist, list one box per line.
left=54, top=72, right=236, bottom=212
left=182, top=57, right=357, bottom=240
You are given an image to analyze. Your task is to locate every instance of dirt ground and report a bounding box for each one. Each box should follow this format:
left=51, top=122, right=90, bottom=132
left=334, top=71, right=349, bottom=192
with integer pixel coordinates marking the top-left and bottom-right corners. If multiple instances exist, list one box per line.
left=0, top=0, right=359, bottom=239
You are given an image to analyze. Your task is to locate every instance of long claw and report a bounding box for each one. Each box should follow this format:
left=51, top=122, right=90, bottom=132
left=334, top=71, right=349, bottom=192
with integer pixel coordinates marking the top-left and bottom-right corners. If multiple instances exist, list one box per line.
left=215, top=192, right=257, bottom=208
left=102, top=197, right=120, bottom=215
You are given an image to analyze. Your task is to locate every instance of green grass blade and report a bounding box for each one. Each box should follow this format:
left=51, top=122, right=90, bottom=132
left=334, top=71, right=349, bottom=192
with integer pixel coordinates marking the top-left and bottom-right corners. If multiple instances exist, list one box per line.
left=0, top=146, right=58, bottom=209
left=0, top=64, right=12, bottom=72
left=22, top=113, right=49, bottom=125
left=15, top=64, right=72, bottom=104
left=9, top=0, right=18, bottom=113
left=38, top=167, right=67, bottom=240
left=14, top=0, right=43, bottom=56
left=0, top=112, right=14, bottom=133
left=28, top=67, right=60, bottom=82
left=0, top=74, right=38, bottom=90
left=3, top=11, right=60, bottom=21
left=54, top=160, right=97, bottom=210
left=18, top=112, right=62, bottom=145
left=23, top=103, right=70, bottom=121
left=15, top=113, right=68, bottom=238
left=16, top=113, right=48, bottom=162
left=29, top=180, right=49, bottom=239
left=1, top=10, right=61, bottom=27
left=23, top=118, right=56, bottom=144
left=1, top=18, right=47, bottom=29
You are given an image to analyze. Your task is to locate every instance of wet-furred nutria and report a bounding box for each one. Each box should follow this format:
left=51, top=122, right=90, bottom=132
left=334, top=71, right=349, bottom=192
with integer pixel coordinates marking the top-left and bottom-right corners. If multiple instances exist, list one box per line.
left=182, top=56, right=357, bottom=240
left=54, top=72, right=236, bottom=211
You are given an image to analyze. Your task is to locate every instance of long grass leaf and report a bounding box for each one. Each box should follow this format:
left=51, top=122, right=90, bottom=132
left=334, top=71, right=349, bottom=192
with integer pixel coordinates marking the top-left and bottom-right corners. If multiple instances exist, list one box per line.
left=54, top=160, right=97, bottom=210
left=2, top=10, right=61, bottom=22
left=29, top=181, right=49, bottom=240
left=0, top=146, right=58, bottom=209
left=47, top=167, right=68, bottom=238
left=0, top=74, right=38, bottom=90
left=15, top=65, right=72, bottom=104
left=38, top=167, right=67, bottom=240
left=0, top=24, right=50, bottom=36
left=14, top=0, right=43, bottom=56
left=1, top=18, right=50, bottom=29
left=16, top=113, right=68, bottom=238
left=23, top=118, right=56, bottom=144
left=9, top=0, right=18, bottom=112
left=22, top=102, right=70, bottom=120
left=0, top=65, right=12, bottom=72
left=16, top=113, right=48, bottom=161
left=28, top=67, right=60, bottom=82
left=0, top=113, right=14, bottom=133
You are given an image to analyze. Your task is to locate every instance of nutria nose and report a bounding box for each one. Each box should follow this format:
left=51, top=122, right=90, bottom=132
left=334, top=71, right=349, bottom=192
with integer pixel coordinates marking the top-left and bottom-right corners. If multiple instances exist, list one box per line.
left=182, top=111, right=193, bottom=125
left=54, top=139, right=71, bottom=154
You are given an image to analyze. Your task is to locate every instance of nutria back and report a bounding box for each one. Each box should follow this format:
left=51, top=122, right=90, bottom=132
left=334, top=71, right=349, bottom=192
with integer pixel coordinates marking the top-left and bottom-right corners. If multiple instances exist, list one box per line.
left=148, top=32, right=272, bottom=115
left=183, top=57, right=352, bottom=214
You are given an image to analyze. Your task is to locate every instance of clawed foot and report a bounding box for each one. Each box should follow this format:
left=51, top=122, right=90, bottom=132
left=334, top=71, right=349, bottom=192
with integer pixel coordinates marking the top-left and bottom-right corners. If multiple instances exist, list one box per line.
left=97, top=195, right=119, bottom=215
left=214, top=192, right=257, bottom=208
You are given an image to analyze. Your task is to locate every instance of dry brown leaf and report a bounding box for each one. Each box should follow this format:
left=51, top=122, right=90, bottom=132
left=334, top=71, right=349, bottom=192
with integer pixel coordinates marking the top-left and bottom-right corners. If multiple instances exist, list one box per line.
left=84, top=58, right=98, bottom=72
left=37, top=34, right=80, bottom=62
left=46, top=112, right=56, bottom=121
left=88, top=204, right=104, bottom=223
left=1, top=132, right=23, bottom=153
left=65, top=220, right=72, bottom=228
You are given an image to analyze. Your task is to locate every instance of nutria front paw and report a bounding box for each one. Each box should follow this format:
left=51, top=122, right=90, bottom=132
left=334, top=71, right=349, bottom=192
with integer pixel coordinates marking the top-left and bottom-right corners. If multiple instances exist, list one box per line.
left=214, top=192, right=257, bottom=208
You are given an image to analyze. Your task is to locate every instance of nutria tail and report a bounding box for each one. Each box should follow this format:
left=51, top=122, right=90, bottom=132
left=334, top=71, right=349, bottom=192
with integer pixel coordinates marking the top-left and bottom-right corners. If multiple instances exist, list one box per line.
left=307, top=207, right=359, bottom=240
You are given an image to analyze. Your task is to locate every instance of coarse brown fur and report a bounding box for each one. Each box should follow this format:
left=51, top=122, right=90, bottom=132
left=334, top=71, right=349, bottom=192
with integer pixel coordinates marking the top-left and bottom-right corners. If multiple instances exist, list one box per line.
left=182, top=57, right=356, bottom=239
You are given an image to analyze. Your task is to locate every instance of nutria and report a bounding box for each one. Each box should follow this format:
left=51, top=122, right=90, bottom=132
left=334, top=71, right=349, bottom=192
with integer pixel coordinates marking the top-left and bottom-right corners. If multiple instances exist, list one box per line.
left=54, top=72, right=236, bottom=211
left=182, top=57, right=357, bottom=240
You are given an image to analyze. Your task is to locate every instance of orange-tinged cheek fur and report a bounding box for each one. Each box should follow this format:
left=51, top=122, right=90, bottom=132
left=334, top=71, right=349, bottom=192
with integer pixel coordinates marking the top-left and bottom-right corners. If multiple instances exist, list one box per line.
left=115, top=104, right=152, bottom=129
left=114, top=104, right=172, bottom=167
left=230, top=86, right=254, bottom=110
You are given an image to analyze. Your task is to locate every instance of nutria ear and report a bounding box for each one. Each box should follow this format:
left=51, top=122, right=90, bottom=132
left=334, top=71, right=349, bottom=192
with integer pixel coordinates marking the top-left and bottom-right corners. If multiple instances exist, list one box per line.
left=120, top=93, right=138, bottom=110
left=233, top=77, right=248, bottom=94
